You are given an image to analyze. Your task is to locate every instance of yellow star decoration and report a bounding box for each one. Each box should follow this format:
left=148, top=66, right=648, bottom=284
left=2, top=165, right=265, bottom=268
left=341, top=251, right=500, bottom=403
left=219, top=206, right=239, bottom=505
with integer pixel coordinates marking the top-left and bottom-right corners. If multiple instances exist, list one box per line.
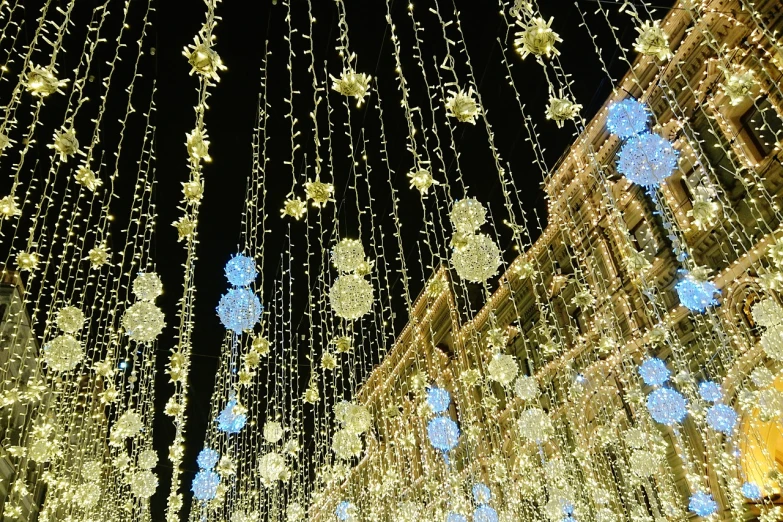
left=0, top=195, right=22, bottom=219
left=305, top=179, right=335, bottom=208
left=74, top=165, right=102, bottom=192
left=281, top=197, right=307, bottom=220
left=173, top=216, right=196, bottom=241
left=86, top=244, right=110, bottom=268
left=408, top=168, right=439, bottom=195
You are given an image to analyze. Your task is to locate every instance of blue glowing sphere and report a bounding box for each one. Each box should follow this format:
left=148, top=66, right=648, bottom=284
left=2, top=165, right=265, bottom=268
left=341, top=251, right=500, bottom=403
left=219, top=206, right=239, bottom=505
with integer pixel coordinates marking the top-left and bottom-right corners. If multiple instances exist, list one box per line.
left=217, top=287, right=262, bottom=333
left=191, top=469, right=220, bottom=501
left=688, top=491, right=717, bottom=517
left=447, top=514, right=468, bottom=522
left=473, top=505, right=499, bottom=522
left=335, top=501, right=355, bottom=521
left=639, top=358, right=670, bottom=387
left=706, top=404, right=737, bottom=435
left=472, top=483, right=492, bottom=504
left=647, top=387, right=687, bottom=425
left=427, top=387, right=451, bottom=414
left=675, top=275, right=719, bottom=313
left=617, top=132, right=679, bottom=188
left=427, top=416, right=460, bottom=452
left=741, top=482, right=761, bottom=500
left=224, top=254, right=257, bottom=287
left=196, top=448, right=219, bottom=470
left=217, top=398, right=247, bottom=434
left=698, top=381, right=723, bottom=403
left=607, top=99, right=649, bottom=138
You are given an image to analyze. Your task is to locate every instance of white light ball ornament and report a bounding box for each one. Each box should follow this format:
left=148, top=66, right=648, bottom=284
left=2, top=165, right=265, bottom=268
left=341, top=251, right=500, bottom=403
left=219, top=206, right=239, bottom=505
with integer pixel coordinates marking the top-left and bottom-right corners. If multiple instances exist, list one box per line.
left=606, top=99, right=649, bottom=138
left=617, top=132, right=679, bottom=188
left=452, top=233, right=502, bottom=283
left=123, top=273, right=166, bottom=343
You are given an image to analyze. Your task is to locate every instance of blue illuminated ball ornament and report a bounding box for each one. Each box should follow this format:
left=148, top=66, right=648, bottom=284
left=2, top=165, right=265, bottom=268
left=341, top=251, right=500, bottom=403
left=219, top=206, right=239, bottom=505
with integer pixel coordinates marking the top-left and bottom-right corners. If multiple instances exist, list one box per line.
left=447, top=514, right=468, bottom=522
left=562, top=518, right=578, bottom=522
left=335, top=501, right=355, bottom=521
left=217, top=398, right=247, bottom=434
left=741, top=482, right=761, bottom=500
left=706, top=404, right=738, bottom=435
left=675, top=274, right=719, bottom=313
left=617, top=132, right=679, bottom=188
left=427, top=387, right=451, bottom=414
left=224, top=254, right=257, bottom=287
left=607, top=99, right=649, bottom=138
left=473, top=505, right=499, bottom=522
left=472, top=483, right=492, bottom=504
left=196, top=448, right=219, bottom=470
left=698, top=381, right=723, bottom=403
left=191, top=469, right=220, bottom=501
left=639, top=358, right=670, bottom=387
left=647, top=387, right=688, bottom=425
left=427, top=416, right=460, bottom=452
left=688, top=492, right=717, bottom=517
left=217, top=287, right=262, bottom=333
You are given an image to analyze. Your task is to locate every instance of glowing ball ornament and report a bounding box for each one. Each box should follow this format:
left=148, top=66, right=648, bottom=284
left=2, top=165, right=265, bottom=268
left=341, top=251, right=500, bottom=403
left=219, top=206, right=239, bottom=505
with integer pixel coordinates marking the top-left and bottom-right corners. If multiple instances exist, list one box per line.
left=741, top=482, right=761, bottom=500
left=329, top=274, right=373, bottom=320
left=473, top=505, right=499, bottom=522
left=427, top=416, right=460, bottom=452
left=647, top=388, right=687, bottom=425
left=133, top=272, right=163, bottom=301
left=515, top=375, right=540, bottom=400
left=760, top=324, right=783, bottom=361
left=335, top=401, right=372, bottom=434
left=217, top=287, right=262, bottom=333
left=197, top=448, right=220, bottom=470
left=130, top=470, right=158, bottom=498
left=224, top=254, right=257, bottom=287
left=688, top=492, right=717, bottom=517
left=332, top=239, right=366, bottom=273
left=427, top=387, right=451, bottom=414
left=639, top=358, right=670, bottom=387
left=675, top=269, right=720, bottom=313
left=630, top=449, right=659, bottom=477
left=335, top=501, right=357, bottom=522
left=488, top=353, right=518, bottom=386
left=617, top=133, right=678, bottom=188
left=706, top=404, right=737, bottom=435
left=192, top=469, right=220, bottom=501
left=264, top=421, right=284, bottom=443
left=122, top=301, right=166, bottom=342
left=607, top=99, right=649, bottom=138
left=698, top=381, right=723, bottom=403
left=258, top=451, right=289, bottom=487
left=518, top=407, right=554, bottom=443
left=55, top=306, right=85, bottom=333
left=43, top=334, right=84, bottom=372
left=138, top=449, right=158, bottom=470
left=451, top=233, right=502, bottom=283
left=472, top=483, right=492, bottom=504
left=751, top=366, right=775, bottom=388
left=751, top=298, right=783, bottom=328
left=451, top=198, right=487, bottom=234
left=332, top=429, right=363, bottom=460
left=217, top=396, right=248, bottom=434
left=447, top=514, right=468, bottom=522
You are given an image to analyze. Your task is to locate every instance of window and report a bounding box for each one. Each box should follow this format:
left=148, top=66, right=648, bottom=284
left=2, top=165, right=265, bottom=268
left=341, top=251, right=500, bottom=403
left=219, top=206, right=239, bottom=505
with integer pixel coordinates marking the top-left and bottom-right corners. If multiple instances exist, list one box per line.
left=741, top=97, right=783, bottom=158
left=691, top=112, right=738, bottom=192
left=631, top=219, right=657, bottom=261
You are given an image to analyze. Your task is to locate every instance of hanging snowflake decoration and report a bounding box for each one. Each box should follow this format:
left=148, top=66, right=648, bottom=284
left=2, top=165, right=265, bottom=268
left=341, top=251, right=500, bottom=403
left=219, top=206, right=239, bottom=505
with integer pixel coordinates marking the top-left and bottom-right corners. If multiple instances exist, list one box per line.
left=56, top=306, right=85, bottom=334
left=332, top=429, right=363, bottom=460
left=130, top=470, right=158, bottom=498
left=445, top=87, right=480, bottom=124
left=646, top=387, right=687, bottom=425
left=706, top=403, right=737, bottom=435
left=606, top=99, right=649, bottom=138
left=216, top=395, right=248, bottom=434
left=192, top=469, right=220, bottom=501
left=305, top=179, right=335, bottom=207
left=186, top=128, right=211, bottom=162
left=74, top=165, right=102, bottom=192
left=50, top=128, right=79, bottom=162
left=0, top=195, right=21, bottom=219
left=451, top=198, right=487, bottom=234
left=329, top=274, right=373, bottom=320
left=331, top=68, right=372, bottom=106
left=722, top=68, right=756, bottom=106
left=281, top=196, right=307, bottom=220
left=488, top=353, right=518, bottom=386
left=517, top=407, right=554, bottom=443
left=634, top=20, right=671, bottom=60
left=184, top=36, right=226, bottom=82
left=26, top=65, right=67, bottom=97
left=217, top=287, right=262, bottom=333
left=122, top=301, right=166, bottom=342
left=546, top=94, right=582, bottom=127
left=258, top=452, right=289, bottom=487
left=427, top=416, right=460, bottom=451
left=675, top=268, right=720, bottom=313
left=638, top=358, right=670, bottom=387
left=514, top=17, right=562, bottom=59
left=452, top=233, right=502, bottom=283
left=617, top=132, right=679, bottom=188
left=688, top=187, right=720, bottom=230
left=264, top=421, right=284, bottom=443
left=688, top=492, right=717, bottom=517
left=408, top=168, right=439, bottom=195
left=224, top=254, right=257, bottom=288
left=43, top=334, right=84, bottom=372
left=515, top=375, right=539, bottom=400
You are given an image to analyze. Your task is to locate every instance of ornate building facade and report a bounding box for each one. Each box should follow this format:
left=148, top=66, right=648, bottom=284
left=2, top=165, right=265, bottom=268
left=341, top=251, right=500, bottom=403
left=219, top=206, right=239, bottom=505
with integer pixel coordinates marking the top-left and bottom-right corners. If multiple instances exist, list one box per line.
left=311, top=1, right=783, bottom=520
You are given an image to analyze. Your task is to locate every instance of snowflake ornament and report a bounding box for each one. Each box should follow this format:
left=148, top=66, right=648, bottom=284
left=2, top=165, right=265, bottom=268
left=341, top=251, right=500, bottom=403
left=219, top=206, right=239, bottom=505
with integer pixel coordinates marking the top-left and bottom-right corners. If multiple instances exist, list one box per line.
left=50, top=128, right=79, bottom=162
left=173, top=215, right=197, bottom=241
left=546, top=95, right=582, bottom=127
left=87, top=244, right=110, bottom=268
left=331, top=68, right=372, bottom=106
left=408, top=168, right=439, bottom=195
left=445, top=87, right=480, bottom=124
left=722, top=68, right=756, bottom=106
left=184, top=36, right=225, bottom=82
left=634, top=20, right=672, bottom=60
left=186, top=128, right=211, bottom=162
left=514, top=17, right=562, bottom=59
left=281, top=197, right=307, bottom=220
left=74, top=165, right=102, bottom=191
left=26, top=65, right=67, bottom=97
left=305, top=179, right=335, bottom=207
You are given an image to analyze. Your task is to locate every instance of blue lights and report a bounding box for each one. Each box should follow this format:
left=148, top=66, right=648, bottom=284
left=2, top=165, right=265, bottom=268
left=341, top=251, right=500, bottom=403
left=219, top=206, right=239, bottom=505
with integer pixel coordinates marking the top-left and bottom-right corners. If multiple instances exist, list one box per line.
left=473, top=505, right=499, bottom=522
left=688, top=491, right=717, bottom=517
left=647, top=387, right=687, bottom=425
left=472, top=483, right=492, bottom=504
left=638, top=358, right=670, bottom=387
left=118, top=361, right=128, bottom=370
left=224, top=254, right=257, bottom=288
left=447, top=514, right=468, bottom=522
left=427, top=387, right=451, bottom=414
left=217, top=287, right=262, bottom=333
left=217, top=398, right=247, bottom=434
left=617, top=132, right=679, bottom=188
left=191, top=469, right=220, bottom=501
left=698, top=381, right=723, bottom=403
left=607, top=99, right=649, bottom=138
left=706, top=404, right=737, bottom=435
left=196, top=448, right=219, bottom=470
left=741, top=482, right=761, bottom=500
left=335, top=501, right=355, bottom=521
left=675, top=273, right=719, bottom=313
left=427, top=416, right=460, bottom=452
